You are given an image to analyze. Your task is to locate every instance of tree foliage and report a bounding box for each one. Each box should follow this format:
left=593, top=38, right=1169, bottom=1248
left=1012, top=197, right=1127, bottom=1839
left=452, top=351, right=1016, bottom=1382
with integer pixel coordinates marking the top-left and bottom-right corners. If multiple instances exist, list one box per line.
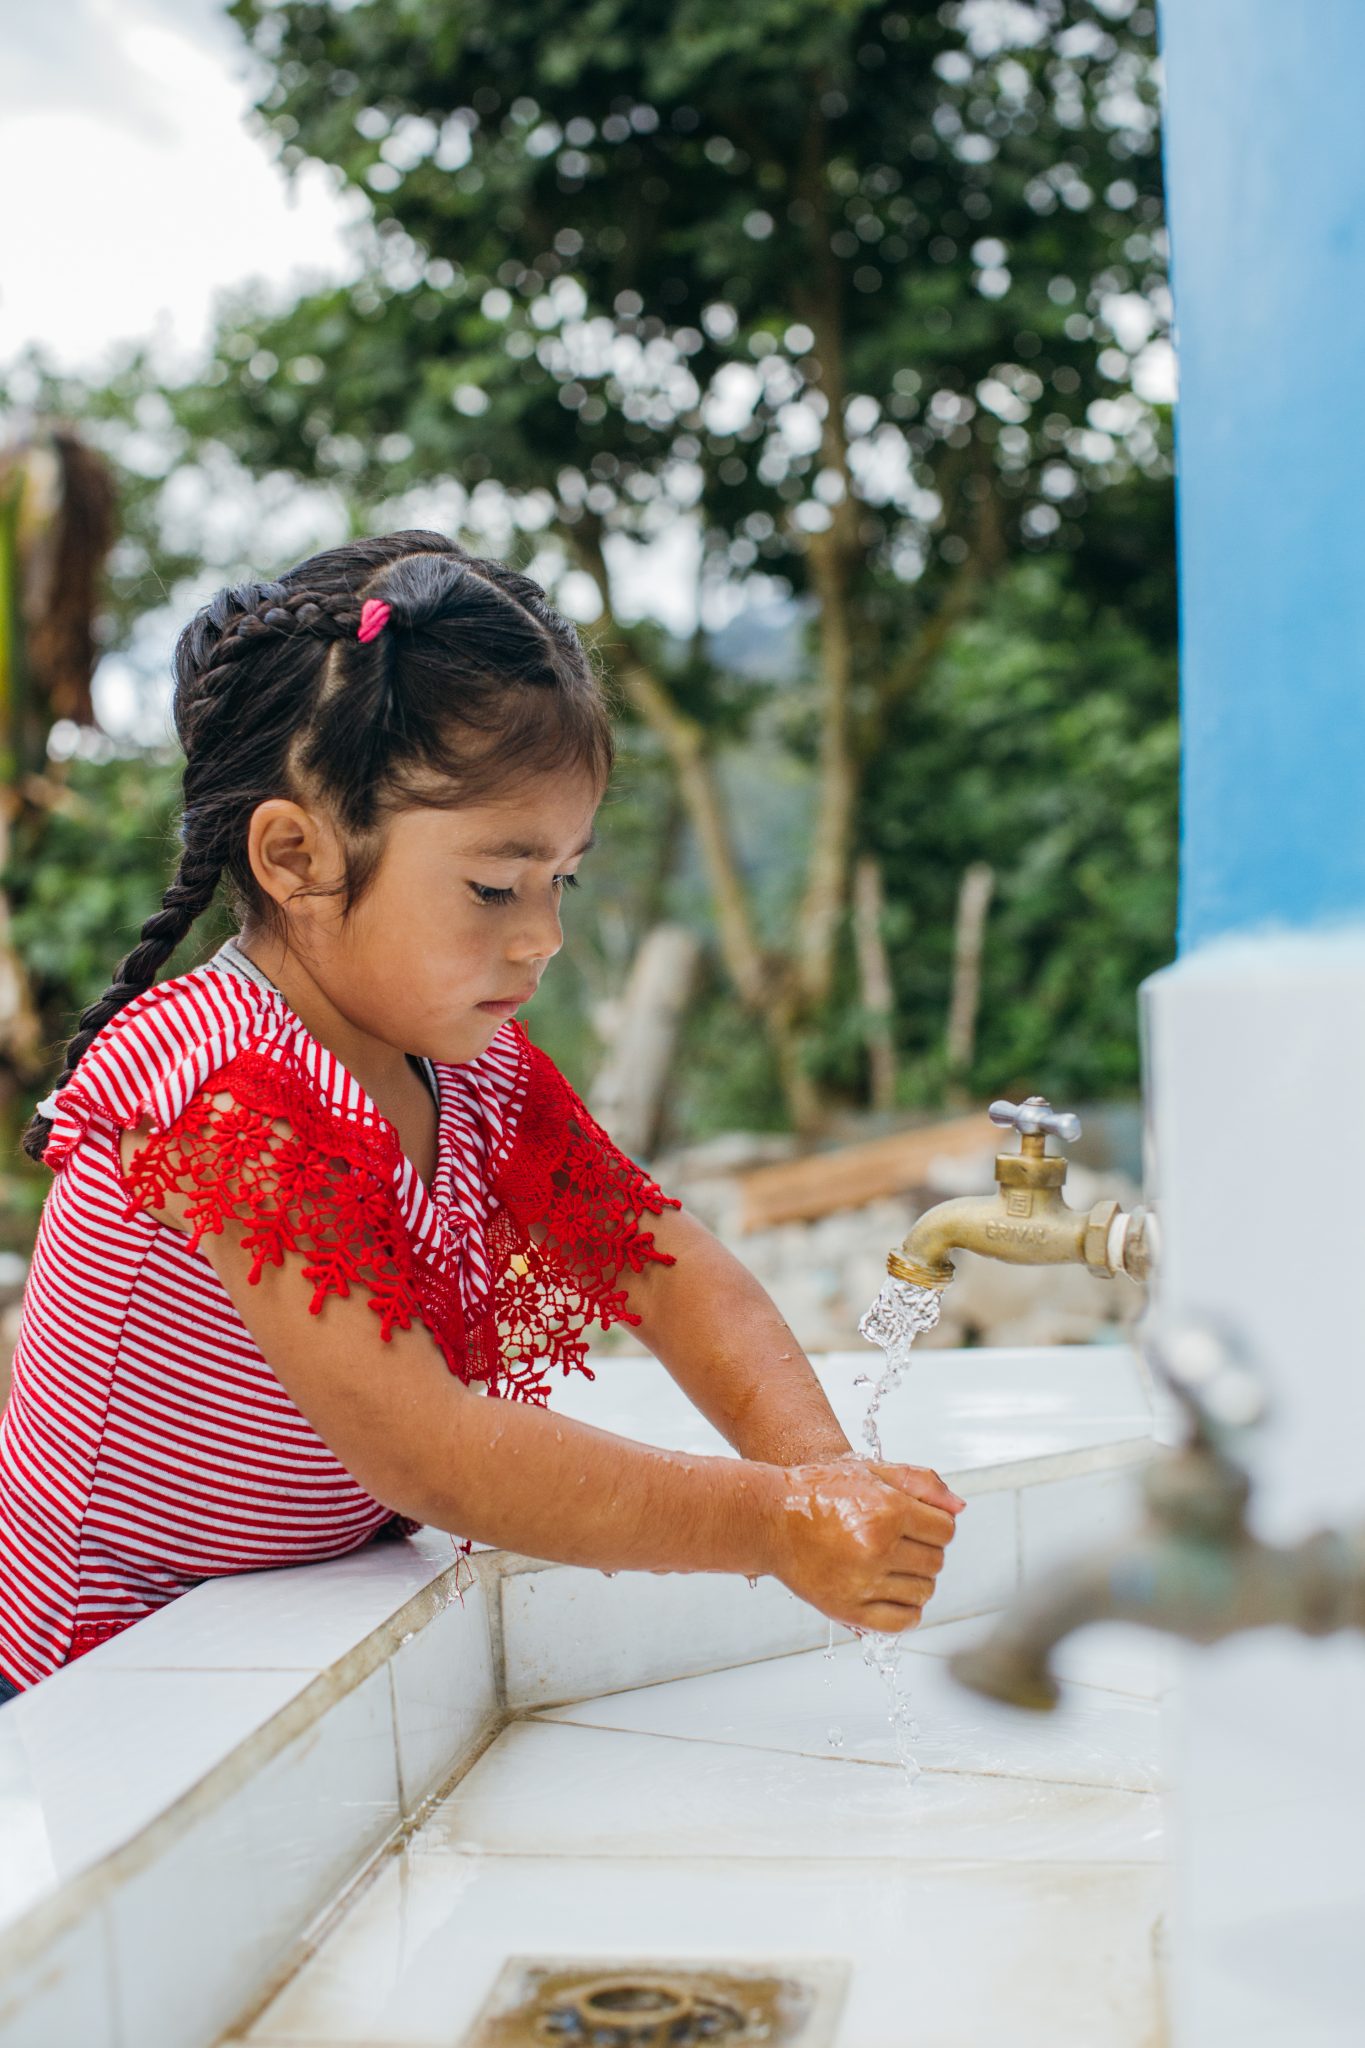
left=0, top=0, right=1178, bottom=1169
left=861, top=549, right=1177, bottom=1105
left=213, top=0, right=1167, bottom=600
left=156, top=0, right=1173, bottom=1125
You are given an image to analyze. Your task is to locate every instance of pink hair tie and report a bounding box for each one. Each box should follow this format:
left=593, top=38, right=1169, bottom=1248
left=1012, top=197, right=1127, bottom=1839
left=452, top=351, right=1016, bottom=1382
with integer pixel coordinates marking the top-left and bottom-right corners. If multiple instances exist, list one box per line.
left=358, top=598, right=392, bottom=643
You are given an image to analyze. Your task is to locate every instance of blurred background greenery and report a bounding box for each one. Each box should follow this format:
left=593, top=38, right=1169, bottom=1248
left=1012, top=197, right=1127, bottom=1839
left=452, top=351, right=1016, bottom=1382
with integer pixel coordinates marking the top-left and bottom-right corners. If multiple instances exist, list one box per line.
left=0, top=0, right=1174, bottom=1246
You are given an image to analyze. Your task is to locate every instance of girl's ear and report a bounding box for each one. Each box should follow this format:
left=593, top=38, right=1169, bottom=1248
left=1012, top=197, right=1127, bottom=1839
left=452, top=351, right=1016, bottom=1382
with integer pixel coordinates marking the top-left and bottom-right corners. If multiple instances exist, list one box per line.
left=247, top=797, right=331, bottom=908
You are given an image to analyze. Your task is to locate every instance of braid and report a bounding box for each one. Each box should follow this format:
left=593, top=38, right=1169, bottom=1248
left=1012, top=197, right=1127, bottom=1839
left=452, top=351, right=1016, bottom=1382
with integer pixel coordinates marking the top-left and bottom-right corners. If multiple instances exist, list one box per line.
left=20, top=587, right=347, bottom=1168
left=174, top=585, right=349, bottom=754
left=19, top=826, right=228, bottom=1164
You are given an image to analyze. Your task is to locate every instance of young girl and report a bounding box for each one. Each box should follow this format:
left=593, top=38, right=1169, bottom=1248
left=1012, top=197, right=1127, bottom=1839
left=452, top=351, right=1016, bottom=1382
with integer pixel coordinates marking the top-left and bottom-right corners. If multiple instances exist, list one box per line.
left=0, top=532, right=962, bottom=1700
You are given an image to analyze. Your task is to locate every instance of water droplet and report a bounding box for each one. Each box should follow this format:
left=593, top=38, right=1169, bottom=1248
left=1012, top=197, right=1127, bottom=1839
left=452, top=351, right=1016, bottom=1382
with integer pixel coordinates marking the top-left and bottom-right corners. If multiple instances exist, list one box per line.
left=827, top=1724, right=845, bottom=1751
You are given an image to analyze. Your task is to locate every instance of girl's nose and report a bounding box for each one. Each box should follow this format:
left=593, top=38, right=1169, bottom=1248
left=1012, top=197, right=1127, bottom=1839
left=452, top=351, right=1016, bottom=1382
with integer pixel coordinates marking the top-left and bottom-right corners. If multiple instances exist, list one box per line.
left=512, top=892, right=563, bottom=965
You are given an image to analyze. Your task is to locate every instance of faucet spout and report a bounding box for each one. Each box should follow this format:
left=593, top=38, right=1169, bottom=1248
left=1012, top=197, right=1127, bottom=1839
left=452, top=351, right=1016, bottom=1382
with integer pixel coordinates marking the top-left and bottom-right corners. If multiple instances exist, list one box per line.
left=952, top=1520, right=1365, bottom=1711
left=892, top=1190, right=1091, bottom=1290
left=949, top=1422, right=1365, bottom=1711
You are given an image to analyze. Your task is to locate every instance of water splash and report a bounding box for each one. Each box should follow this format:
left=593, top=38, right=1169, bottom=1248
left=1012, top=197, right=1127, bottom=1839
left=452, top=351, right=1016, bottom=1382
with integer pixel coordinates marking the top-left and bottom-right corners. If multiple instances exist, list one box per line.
left=853, top=1277, right=943, bottom=1782
left=855, top=1279, right=944, bottom=1461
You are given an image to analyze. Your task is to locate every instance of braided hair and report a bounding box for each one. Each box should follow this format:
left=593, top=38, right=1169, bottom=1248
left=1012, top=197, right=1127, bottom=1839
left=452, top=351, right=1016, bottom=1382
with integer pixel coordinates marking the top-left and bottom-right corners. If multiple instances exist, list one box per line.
left=21, top=531, right=614, bottom=1165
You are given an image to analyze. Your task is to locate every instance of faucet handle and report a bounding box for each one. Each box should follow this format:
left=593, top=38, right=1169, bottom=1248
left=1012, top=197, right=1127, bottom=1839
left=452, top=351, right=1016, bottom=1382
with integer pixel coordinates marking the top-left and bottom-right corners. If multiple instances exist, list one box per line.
left=989, top=1096, right=1082, bottom=1145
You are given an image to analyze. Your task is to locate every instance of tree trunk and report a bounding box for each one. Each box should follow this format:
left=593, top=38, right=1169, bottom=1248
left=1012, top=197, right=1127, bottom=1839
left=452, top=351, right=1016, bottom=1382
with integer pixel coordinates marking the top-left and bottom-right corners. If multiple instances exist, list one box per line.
left=587, top=922, right=702, bottom=1160
left=573, top=529, right=769, bottom=1014
left=0, top=471, right=45, bottom=1087
left=796, top=524, right=859, bottom=1012
left=792, top=101, right=861, bottom=1015
left=852, top=853, right=897, bottom=1114
left=0, top=428, right=117, bottom=1122
left=945, top=861, right=995, bottom=1102
left=768, top=998, right=825, bottom=1138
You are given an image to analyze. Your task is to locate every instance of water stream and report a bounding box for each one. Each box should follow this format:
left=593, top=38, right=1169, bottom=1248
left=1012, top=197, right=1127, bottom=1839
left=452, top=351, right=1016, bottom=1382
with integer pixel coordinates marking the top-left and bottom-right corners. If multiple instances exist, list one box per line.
left=852, top=1277, right=944, bottom=1780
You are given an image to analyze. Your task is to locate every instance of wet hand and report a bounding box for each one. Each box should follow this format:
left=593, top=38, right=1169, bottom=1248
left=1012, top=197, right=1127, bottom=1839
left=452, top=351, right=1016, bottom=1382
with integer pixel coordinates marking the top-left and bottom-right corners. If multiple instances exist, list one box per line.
left=762, top=1459, right=965, bottom=1634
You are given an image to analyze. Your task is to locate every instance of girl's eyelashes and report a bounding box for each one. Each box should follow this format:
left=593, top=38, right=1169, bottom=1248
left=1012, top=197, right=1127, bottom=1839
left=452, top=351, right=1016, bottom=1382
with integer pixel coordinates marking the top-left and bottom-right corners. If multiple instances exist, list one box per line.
left=470, top=873, right=581, bottom=907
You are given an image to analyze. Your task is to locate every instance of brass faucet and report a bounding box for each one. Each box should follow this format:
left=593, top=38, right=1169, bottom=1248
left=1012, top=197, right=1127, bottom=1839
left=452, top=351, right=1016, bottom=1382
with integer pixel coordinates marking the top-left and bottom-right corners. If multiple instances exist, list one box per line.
left=949, top=1322, right=1365, bottom=1710
left=887, top=1096, right=1154, bottom=1291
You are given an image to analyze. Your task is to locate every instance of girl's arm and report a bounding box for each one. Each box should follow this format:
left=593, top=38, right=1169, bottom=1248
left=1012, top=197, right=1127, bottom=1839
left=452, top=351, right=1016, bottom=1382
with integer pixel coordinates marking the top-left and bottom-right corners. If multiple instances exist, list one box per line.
left=552, top=1202, right=857, bottom=1465
left=119, top=1106, right=961, bottom=1632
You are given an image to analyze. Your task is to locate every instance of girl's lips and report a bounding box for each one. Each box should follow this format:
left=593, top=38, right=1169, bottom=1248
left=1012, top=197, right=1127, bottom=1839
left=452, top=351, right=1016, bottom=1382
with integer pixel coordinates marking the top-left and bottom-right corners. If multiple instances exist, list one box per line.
left=476, top=998, right=523, bottom=1013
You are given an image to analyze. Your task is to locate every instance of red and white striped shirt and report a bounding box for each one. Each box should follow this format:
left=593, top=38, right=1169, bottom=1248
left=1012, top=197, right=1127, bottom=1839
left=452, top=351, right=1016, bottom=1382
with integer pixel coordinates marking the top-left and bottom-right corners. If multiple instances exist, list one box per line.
left=0, top=944, right=679, bottom=1689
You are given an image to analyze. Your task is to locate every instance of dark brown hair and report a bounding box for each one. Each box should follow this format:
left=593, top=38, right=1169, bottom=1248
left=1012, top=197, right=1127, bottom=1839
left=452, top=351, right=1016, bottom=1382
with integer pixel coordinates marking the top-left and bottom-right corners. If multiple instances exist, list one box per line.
left=22, top=530, right=613, bottom=1164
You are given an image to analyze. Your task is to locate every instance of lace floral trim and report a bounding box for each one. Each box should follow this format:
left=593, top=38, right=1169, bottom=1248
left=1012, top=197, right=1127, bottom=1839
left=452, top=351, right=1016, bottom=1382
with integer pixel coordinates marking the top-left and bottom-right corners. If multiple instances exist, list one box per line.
left=116, top=1044, right=475, bottom=1376
left=114, top=1036, right=680, bottom=1408
left=472, top=1039, right=681, bottom=1402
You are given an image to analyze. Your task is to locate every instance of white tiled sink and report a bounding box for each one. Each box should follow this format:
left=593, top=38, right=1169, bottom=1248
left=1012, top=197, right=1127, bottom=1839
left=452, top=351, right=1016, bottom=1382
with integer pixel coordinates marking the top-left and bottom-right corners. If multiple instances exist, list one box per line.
left=238, top=1612, right=1173, bottom=2048
left=0, top=1343, right=1165, bottom=2048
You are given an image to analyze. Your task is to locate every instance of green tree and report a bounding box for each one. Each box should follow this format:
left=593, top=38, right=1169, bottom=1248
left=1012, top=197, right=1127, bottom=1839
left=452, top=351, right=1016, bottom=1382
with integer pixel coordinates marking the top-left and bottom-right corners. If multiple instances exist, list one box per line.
left=166, top=0, right=1169, bottom=1128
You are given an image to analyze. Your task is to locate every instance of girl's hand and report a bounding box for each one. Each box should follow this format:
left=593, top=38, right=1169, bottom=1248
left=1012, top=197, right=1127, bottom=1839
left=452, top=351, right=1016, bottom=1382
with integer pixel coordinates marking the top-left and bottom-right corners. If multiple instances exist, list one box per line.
left=763, top=1460, right=965, bottom=1633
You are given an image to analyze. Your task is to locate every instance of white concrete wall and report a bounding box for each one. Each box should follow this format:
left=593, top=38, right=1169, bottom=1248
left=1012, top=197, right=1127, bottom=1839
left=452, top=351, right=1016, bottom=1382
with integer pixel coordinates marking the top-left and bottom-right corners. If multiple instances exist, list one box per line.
left=1145, top=931, right=1365, bottom=2046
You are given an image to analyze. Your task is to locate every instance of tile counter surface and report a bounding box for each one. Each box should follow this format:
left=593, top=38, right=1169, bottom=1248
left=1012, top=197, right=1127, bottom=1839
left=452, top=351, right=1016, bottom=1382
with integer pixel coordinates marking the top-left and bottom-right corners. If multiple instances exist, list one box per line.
left=0, top=1344, right=1151, bottom=1940
left=239, top=1613, right=1173, bottom=2048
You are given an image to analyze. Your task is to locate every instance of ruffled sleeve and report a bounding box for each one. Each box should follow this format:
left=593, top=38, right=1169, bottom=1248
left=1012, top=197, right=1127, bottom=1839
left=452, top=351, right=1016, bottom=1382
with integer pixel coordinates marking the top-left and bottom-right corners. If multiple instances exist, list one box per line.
left=466, top=1032, right=682, bottom=1403
left=38, top=973, right=467, bottom=1379
left=116, top=1045, right=443, bottom=1346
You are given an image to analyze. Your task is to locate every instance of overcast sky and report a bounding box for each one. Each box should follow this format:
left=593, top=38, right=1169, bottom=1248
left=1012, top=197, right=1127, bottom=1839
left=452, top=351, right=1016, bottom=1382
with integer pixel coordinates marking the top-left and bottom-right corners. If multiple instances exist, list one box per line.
left=0, top=0, right=362, bottom=376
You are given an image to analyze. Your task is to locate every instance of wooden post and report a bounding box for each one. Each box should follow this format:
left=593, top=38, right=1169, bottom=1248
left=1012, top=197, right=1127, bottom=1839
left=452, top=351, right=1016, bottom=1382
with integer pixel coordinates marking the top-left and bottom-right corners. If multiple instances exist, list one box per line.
left=945, top=860, right=994, bottom=1098
left=852, top=853, right=897, bottom=1114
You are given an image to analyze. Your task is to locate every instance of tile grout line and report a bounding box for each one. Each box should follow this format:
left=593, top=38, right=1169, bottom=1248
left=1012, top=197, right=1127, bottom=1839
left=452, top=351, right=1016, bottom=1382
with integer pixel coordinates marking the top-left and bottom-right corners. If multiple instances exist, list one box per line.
left=502, top=1712, right=1163, bottom=1797
left=220, top=1708, right=511, bottom=2045
left=403, top=1843, right=1167, bottom=1868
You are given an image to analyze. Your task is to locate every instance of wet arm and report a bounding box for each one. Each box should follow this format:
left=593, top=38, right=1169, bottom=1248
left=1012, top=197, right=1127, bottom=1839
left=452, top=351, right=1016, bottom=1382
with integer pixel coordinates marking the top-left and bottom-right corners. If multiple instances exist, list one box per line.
left=567, top=1202, right=855, bottom=1465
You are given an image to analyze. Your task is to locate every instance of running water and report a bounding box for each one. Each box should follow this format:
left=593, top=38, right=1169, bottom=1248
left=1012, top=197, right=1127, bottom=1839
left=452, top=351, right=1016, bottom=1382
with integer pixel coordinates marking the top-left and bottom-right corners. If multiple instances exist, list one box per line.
left=855, top=1278, right=944, bottom=1461
left=853, top=1277, right=944, bottom=1780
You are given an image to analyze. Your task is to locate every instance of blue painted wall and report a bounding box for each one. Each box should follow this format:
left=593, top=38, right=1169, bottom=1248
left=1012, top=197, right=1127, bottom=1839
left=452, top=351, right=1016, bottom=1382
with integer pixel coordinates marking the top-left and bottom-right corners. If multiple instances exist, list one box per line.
left=1159, top=0, right=1365, bottom=950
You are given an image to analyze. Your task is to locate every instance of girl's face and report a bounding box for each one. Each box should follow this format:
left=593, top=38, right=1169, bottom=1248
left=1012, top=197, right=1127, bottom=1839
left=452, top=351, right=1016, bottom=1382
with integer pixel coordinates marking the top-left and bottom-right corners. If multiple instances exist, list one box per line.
left=249, top=766, right=603, bottom=1068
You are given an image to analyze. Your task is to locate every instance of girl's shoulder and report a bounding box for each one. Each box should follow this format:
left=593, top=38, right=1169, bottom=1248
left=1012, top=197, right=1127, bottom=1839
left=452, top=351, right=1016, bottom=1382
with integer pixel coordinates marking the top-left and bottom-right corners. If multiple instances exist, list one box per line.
left=38, top=964, right=285, bottom=1174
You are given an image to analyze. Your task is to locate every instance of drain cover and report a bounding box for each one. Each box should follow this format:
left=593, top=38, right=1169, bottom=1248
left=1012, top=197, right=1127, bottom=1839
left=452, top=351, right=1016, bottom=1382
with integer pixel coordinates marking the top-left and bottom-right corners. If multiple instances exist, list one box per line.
left=462, top=1958, right=848, bottom=2046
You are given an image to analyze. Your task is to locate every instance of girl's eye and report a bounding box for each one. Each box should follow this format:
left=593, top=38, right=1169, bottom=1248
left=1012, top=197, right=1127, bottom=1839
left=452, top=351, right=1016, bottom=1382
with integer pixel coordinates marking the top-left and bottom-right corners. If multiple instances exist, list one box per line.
left=470, top=874, right=581, bottom=907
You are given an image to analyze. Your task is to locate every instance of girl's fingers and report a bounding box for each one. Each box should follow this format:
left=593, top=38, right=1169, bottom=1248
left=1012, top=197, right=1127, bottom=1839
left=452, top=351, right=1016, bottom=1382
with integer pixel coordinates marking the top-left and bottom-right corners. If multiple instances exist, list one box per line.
left=894, top=1538, right=946, bottom=1577
left=877, top=1571, right=936, bottom=1608
left=870, top=1463, right=967, bottom=1514
left=894, top=1500, right=958, bottom=1548
left=859, top=1599, right=925, bottom=1634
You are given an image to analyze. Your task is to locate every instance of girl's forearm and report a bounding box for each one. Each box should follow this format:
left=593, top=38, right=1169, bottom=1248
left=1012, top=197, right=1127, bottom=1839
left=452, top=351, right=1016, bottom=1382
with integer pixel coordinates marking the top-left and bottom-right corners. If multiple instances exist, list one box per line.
left=622, top=1207, right=855, bottom=1464
left=418, top=1389, right=782, bottom=1575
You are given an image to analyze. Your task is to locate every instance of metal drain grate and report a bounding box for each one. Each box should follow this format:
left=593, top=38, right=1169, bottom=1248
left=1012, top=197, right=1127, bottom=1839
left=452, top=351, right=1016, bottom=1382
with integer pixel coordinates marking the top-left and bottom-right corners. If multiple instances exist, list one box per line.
left=462, top=1958, right=848, bottom=2046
